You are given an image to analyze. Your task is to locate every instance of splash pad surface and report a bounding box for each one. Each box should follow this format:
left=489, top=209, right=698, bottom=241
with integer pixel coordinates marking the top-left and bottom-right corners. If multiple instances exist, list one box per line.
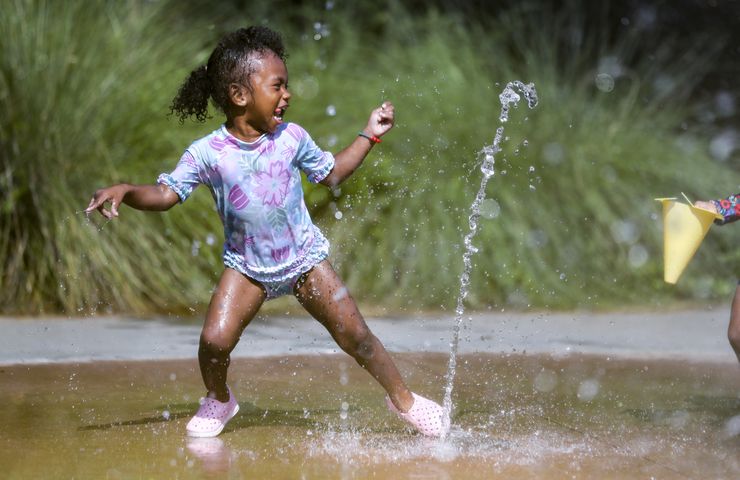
left=1, top=312, right=739, bottom=479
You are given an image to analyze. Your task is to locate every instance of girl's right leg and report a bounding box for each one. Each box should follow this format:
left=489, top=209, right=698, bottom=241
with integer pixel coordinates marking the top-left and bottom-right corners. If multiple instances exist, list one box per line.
left=199, top=268, right=266, bottom=402
left=728, top=284, right=740, bottom=362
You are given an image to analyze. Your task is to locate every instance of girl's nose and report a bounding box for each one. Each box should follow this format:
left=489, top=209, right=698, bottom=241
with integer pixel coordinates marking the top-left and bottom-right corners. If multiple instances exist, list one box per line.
left=283, top=88, right=291, bottom=100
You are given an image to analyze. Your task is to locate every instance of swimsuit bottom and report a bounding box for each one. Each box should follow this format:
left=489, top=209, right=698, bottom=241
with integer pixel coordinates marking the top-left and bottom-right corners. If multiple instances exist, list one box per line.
left=259, top=267, right=315, bottom=300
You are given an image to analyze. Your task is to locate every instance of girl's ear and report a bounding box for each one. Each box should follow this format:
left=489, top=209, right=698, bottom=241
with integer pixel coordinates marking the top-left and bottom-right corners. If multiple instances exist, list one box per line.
left=229, top=83, right=250, bottom=107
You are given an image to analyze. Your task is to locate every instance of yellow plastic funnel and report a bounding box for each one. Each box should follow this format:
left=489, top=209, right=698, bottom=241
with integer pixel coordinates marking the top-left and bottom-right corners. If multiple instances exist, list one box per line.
left=656, top=198, right=722, bottom=284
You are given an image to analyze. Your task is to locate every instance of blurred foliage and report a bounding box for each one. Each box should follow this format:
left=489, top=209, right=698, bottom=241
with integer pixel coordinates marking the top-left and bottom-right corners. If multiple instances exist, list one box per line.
left=1, top=0, right=738, bottom=315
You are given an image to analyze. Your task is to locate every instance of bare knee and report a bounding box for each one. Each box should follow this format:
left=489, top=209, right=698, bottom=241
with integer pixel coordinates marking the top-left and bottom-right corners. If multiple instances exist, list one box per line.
left=199, top=327, right=237, bottom=357
left=355, top=334, right=377, bottom=361
left=336, top=324, right=376, bottom=360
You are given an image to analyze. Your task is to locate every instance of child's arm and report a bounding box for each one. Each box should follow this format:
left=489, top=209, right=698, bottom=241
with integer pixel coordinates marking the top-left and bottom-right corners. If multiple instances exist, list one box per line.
left=320, top=102, right=395, bottom=188
left=85, top=183, right=180, bottom=219
left=695, top=193, right=740, bottom=225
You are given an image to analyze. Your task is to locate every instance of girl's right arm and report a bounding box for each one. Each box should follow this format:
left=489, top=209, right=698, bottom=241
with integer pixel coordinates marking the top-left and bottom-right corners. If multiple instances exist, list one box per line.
left=85, top=183, right=179, bottom=219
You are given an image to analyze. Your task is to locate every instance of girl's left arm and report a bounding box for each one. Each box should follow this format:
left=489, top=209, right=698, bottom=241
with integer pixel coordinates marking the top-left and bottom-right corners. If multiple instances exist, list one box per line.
left=320, top=102, right=395, bottom=188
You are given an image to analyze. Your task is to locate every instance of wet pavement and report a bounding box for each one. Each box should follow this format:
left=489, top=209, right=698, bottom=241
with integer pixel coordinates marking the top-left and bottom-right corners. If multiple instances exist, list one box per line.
left=1, top=308, right=739, bottom=479
left=1, top=307, right=737, bottom=364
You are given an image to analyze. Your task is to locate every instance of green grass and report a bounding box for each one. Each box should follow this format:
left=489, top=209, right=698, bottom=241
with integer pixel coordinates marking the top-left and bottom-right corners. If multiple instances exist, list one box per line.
left=0, top=0, right=224, bottom=314
left=1, top=0, right=737, bottom=315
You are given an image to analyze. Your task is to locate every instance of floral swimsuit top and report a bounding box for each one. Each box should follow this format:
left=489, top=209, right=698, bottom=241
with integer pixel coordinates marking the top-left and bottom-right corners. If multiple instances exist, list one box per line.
left=158, top=123, right=335, bottom=283
left=712, top=193, right=740, bottom=225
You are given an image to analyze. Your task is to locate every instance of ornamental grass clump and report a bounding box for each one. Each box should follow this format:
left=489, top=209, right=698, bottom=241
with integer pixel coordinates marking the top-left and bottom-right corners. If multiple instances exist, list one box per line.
left=2, top=0, right=736, bottom=314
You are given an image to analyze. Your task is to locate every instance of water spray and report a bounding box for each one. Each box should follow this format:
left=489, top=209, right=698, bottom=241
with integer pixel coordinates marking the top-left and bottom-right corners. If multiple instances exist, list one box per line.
left=441, top=81, right=538, bottom=437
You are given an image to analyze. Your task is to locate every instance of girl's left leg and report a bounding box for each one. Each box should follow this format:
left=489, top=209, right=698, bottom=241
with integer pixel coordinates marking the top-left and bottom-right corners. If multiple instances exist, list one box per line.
left=295, top=260, right=414, bottom=412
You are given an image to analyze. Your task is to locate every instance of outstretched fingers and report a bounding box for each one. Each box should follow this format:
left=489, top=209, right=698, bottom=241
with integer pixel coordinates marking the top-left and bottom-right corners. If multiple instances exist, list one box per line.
left=86, top=189, right=120, bottom=219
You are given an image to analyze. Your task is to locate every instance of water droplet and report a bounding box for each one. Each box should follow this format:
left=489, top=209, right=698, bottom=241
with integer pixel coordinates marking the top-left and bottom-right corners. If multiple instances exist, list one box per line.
left=577, top=379, right=600, bottom=401
left=543, top=142, right=564, bottom=165
left=479, top=198, right=501, bottom=219
left=667, top=410, right=690, bottom=429
left=597, top=55, right=624, bottom=78
left=723, top=414, right=740, bottom=437
left=527, top=229, right=548, bottom=247
left=313, top=22, right=330, bottom=39
left=294, top=75, right=320, bottom=99
left=628, top=244, right=649, bottom=268
left=709, top=129, right=737, bottom=162
left=610, top=220, right=639, bottom=244
left=715, top=90, right=736, bottom=117
left=481, top=164, right=494, bottom=177
left=534, top=370, right=558, bottom=392
left=594, top=73, right=615, bottom=92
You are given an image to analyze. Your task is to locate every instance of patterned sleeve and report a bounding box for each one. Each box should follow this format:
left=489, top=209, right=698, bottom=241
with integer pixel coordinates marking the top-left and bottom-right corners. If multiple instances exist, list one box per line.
left=712, top=193, right=740, bottom=225
left=156, top=150, right=203, bottom=203
left=294, top=126, right=335, bottom=184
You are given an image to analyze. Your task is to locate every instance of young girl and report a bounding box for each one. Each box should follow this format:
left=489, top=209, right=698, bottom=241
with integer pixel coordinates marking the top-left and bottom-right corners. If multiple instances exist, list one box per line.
left=86, top=26, right=444, bottom=438
left=695, top=194, right=740, bottom=362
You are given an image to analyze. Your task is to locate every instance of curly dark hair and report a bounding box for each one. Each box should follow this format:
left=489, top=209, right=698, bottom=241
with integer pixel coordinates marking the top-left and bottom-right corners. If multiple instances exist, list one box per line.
left=170, top=26, right=287, bottom=123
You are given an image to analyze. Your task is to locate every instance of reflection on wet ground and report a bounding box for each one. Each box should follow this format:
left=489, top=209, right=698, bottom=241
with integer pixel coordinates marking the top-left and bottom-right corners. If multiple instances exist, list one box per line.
left=1, top=353, right=739, bottom=479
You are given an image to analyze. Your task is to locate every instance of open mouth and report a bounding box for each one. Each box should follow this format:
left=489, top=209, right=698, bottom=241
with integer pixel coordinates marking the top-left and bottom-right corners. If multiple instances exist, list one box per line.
left=273, top=106, right=287, bottom=123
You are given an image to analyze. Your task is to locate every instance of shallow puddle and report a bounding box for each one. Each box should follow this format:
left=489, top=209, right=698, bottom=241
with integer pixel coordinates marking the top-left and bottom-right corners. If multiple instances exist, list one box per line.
left=1, top=353, right=739, bottom=478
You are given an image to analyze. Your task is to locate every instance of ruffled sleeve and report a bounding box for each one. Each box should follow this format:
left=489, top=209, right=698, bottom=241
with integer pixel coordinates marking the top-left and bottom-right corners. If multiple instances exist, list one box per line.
left=292, top=125, right=335, bottom=184
left=156, top=150, right=203, bottom=202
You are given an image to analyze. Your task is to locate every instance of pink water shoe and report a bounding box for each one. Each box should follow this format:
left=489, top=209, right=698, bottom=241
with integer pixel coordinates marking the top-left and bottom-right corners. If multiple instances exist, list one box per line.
left=386, top=392, right=445, bottom=437
left=186, top=386, right=239, bottom=437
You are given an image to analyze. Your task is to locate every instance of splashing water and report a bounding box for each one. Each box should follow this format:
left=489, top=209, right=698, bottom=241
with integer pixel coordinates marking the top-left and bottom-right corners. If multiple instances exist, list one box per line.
left=441, top=81, right=538, bottom=437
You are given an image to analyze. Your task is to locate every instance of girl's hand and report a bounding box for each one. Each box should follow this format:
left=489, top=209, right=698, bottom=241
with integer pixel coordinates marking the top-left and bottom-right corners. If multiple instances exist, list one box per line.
left=694, top=200, right=719, bottom=213
left=364, top=101, right=395, bottom=138
left=86, top=184, right=131, bottom=219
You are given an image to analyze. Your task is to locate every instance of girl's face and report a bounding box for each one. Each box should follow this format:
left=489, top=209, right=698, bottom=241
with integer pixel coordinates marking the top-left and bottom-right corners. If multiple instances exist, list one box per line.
left=239, top=52, right=291, bottom=137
